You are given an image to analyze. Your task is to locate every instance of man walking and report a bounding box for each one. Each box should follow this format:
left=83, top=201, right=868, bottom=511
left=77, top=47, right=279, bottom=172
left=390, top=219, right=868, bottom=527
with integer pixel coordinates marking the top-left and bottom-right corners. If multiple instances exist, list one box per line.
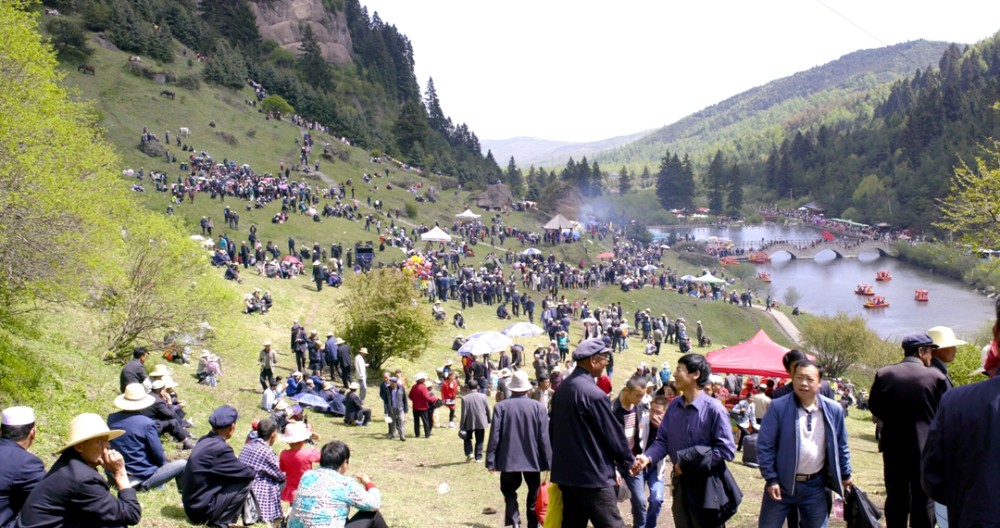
left=613, top=376, right=651, bottom=528
left=550, top=338, right=634, bottom=527
left=258, top=340, right=277, bottom=391
left=354, top=347, right=369, bottom=401
left=869, top=334, right=948, bottom=528
left=757, top=360, right=852, bottom=528
left=633, top=353, right=737, bottom=528
left=386, top=377, right=408, bottom=442
left=336, top=337, right=352, bottom=385
left=487, top=371, right=551, bottom=528
left=461, top=380, right=491, bottom=462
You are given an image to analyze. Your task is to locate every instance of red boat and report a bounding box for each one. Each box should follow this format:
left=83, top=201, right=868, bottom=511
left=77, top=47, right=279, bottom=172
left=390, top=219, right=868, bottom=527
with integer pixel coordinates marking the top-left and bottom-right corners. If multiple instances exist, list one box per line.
left=915, top=289, right=929, bottom=302
left=864, top=295, right=890, bottom=309
left=876, top=270, right=892, bottom=281
left=757, top=272, right=771, bottom=283
left=749, top=252, right=771, bottom=264
left=855, top=284, right=874, bottom=296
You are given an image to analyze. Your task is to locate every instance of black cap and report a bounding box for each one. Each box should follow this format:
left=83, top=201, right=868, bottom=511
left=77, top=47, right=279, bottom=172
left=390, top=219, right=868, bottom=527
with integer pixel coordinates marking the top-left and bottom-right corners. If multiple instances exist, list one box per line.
left=573, top=338, right=610, bottom=361
left=208, top=405, right=239, bottom=428
left=902, top=333, right=937, bottom=350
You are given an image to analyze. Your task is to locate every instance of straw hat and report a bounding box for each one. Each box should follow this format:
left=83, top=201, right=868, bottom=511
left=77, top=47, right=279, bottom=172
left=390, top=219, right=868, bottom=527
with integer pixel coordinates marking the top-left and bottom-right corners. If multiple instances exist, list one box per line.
left=927, top=326, right=967, bottom=349
left=148, top=364, right=172, bottom=378
left=498, top=368, right=513, bottom=379
left=280, top=422, right=312, bottom=444
left=151, top=375, right=180, bottom=391
left=414, top=372, right=428, bottom=381
left=57, top=413, right=124, bottom=453
left=508, top=371, right=532, bottom=393
left=115, top=383, right=155, bottom=411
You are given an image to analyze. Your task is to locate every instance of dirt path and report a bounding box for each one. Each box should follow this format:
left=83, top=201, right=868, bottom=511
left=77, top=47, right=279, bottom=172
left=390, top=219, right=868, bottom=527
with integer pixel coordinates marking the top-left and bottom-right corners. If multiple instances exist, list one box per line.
left=752, top=303, right=802, bottom=344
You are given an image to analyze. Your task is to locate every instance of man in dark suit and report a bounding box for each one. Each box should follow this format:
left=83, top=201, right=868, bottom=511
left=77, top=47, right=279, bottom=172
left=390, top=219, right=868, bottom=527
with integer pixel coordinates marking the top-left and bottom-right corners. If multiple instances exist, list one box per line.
left=119, top=347, right=148, bottom=394
left=0, top=407, right=45, bottom=528
left=869, top=334, right=948, bottom=528
left=181, top=406, right=255, bottom=528
left=336, top=337, right=352, bottom=386
left=487, top=371, right=551, bottom=528
left=460, top=380, right=491, bottom=462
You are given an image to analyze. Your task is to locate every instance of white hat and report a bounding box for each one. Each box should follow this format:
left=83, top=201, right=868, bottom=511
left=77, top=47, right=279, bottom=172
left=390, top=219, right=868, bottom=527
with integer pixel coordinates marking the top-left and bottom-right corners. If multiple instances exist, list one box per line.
left=263, top=340, right=272, bottom=346
left=57, top=413, right=124, bottom=453
left=336, top=337, right=345, bottom=345
left=115, top=383, right=156, bottom=411
left=414, top=372, right=428, bottom=381
left=498, top=368, right=513, bottom=379
left=927, top=326, right=967, bottom=349
left=1, top=406, right=35, bottom=426
left=359, top=347, right=368, bottom=355
left=508, top=371, right=532, bottom=392
left=148, top=364, right=172, bottom=378
left=280, top=422, right=312, bottom=443
left=348, top=382, right=360, bottom=390
left=152, top=375, right=180, bottom=391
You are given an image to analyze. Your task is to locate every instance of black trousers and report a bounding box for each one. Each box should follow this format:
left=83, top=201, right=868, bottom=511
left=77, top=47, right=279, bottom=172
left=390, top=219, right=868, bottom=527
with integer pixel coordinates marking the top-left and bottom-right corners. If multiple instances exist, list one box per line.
left=500, top=471, right=541, bottom=528
left=463, top=428, right=485, bottom=460
left=259, top=368, right=274, bottom=391
left=883, top=452, right=933, bottom=528
left=345, top=510, right=389, bottom=528
left=186, top=481, right=252, bottom=528
left=295, top=351, right=306, bottom=372
left=414, top=409, right=432, bottom=438
left=559, top=484, right=625, bottom=528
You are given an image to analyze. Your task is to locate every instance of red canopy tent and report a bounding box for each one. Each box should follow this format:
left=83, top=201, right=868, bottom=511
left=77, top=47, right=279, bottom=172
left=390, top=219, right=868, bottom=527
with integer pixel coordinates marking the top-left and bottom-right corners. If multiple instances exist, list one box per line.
left=706, top=329, right=812, bottom=378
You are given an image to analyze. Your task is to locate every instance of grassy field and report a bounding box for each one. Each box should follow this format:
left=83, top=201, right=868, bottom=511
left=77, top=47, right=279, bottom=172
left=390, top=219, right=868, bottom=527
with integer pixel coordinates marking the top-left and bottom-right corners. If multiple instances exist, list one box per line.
left=0, top=30, right=895, bottom=528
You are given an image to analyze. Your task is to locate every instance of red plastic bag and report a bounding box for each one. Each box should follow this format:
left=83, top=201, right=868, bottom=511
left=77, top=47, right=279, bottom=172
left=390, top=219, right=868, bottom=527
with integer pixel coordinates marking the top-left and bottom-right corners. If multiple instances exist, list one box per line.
left=535, top=481, right=550, bottom=524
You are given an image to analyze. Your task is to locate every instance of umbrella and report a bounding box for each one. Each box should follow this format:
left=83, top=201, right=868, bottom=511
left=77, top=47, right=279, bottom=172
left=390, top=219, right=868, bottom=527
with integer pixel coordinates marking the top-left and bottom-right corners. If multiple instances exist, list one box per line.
left=596, top=252, right=615, bottom=259
left=502, top=322, right=544, bottom=338
left=581, top=317, right=599, bottom=324
left=190, top=234, right=206, bottom=241
left=522, top=248, right=542, bottom=256
left=290, top=392, right=329, bottom=411
left=641, top=264, right=658, bottom=272
left=458, top=331, right=513, bottom=357
left=680, top=274, right=696, bottom=281
left=281, top=255, right=301, bottom=264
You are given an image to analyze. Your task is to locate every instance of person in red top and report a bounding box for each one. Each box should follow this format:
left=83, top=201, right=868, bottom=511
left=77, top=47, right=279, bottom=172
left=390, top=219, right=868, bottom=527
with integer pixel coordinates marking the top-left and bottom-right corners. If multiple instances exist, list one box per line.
left=440, top=371, right=460, bottom=428
left=408, top=372, right=438, bottom=438
left=277, top=422, right=320, bottom=503
left=596, top=373, right=613, bottom=395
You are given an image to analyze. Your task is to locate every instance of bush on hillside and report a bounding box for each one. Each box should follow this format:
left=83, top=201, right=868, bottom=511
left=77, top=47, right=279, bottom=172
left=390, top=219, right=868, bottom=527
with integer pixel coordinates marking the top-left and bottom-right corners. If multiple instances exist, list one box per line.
left=404, top=201, right=418, bottom=219
left=338, top=269, right=434, bottom=372
left=176, top=74, right=200, bottom=91
left=203, top=41, right=247, bottom=89
left=45, top=18, right=90, bottom=60
left=800, top=312, right=890, bottom=378
left=261, top=94, right=294, bottom=115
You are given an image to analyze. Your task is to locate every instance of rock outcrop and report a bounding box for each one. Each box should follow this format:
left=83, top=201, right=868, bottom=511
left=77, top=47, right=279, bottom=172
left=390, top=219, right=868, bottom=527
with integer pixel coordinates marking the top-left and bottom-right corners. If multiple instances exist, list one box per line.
left=250, top=0, right=353, bottom=65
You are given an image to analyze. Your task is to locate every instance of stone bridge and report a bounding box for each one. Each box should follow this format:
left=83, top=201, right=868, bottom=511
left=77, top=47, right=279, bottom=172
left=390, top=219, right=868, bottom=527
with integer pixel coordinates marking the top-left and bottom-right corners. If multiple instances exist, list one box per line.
left=755, top=240, right=898, bottom=259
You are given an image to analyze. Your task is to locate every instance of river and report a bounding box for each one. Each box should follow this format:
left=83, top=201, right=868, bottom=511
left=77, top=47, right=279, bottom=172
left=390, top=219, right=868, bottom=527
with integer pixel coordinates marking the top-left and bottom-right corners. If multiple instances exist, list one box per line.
left=653, top=225, right=995, bottom=341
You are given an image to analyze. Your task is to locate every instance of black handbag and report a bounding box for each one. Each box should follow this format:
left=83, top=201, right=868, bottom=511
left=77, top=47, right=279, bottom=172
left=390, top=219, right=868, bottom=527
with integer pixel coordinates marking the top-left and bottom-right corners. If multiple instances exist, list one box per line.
left=845, top=485, right=883, bottom=528
left=458, top=429, right=468, bottom=439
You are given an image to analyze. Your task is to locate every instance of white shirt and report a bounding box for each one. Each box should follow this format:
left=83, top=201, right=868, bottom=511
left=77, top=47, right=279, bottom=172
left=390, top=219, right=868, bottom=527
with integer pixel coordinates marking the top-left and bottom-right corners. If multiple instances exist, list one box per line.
left=354, top=354, right=367, bottom=381
left=796, top=402, right=825, bottom=475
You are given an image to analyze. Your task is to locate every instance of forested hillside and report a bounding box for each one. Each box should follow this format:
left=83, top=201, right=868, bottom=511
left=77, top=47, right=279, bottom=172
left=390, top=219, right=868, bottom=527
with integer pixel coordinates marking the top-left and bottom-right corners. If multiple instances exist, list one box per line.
left=46, top=0, right=502, bottom=186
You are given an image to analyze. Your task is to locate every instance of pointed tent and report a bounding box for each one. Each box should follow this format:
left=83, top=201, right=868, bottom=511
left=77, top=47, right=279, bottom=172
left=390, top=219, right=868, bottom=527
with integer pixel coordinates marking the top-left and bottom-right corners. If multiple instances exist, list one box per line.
left=706, top=329, right=813, bottom=378
left=420, top=226, right=453, bottom=242
left=543, top=214, right=574, bottom=230
left=455, top=209, right=481, bottom=220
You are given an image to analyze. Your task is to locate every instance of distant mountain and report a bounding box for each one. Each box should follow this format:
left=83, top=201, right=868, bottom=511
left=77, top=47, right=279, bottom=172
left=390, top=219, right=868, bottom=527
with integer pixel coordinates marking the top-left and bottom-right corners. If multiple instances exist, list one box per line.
left=481, top=131, right=649, bottom=169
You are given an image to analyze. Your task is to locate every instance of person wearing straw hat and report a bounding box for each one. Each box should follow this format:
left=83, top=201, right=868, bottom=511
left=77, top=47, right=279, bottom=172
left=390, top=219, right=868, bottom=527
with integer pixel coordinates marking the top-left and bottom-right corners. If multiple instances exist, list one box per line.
left=259, top=340, right=278, bottom=391
left=108, top=383, right=187, bottom=494
left=345, top=382, right=372, bottom=426
left=119, top=347, right=150, bottom=394
left=18, top=413, right=141, bottom=528
left=408, top=372, right=438, bottom=439
left=385, top=377, right=408, bottom=442
left=354, top=348, right=369, bottom=401
left=182, top=405, right=255, bottom=528
left=0, top=406, right=45, bottom=528
left=927, top=326, right=967, bottom=389
left=486, top=370, right=551, bottom=528
left=278, top=422, right=320, bottom=504
left=144, top=377, right=195, bottom=450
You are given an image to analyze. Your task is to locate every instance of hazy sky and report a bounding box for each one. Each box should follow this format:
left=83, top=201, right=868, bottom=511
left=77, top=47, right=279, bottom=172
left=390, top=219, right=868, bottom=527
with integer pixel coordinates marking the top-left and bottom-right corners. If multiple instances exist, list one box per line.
left=362, top=0, right=1000, bottom=143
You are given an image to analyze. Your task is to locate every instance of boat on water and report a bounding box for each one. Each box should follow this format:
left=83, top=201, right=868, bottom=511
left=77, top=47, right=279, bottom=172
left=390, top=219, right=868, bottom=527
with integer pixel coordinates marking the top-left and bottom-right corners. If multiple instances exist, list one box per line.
left=864, top=295, right=890, bottom=309
left=855, top=284, right=875, bottom=296
left=915, top=289, right=929, bottom=302
left=749, top=252, right=771, bottom=264
left=757, top=272, right=771, bottom=283
left=876, top=270, right=893, bottom=281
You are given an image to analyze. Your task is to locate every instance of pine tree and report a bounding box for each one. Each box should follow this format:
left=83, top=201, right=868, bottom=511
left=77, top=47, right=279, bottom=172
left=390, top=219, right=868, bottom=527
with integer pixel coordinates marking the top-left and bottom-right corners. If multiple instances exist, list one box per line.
left=727, top=162, right=744, bottom=218
left=424, top=77, right=449, bottom=135
left=590, top=161, right=603, bottom=197
left=707, top=150, right=726, bottom=215
left=640, top=166, right=652, bottom=189
left=392, top=99, right=429, bottom=160
left=618, top=166, right=632, bottom=195
left=298, top=23, right=331, bottom=89
left=505, top=157, right=524, bottom=196
left=656, top=152, right=690, bottom=210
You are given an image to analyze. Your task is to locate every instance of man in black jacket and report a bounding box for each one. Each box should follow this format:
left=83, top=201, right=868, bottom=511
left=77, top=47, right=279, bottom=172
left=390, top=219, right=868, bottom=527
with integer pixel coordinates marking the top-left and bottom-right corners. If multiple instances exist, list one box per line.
left=0, top=407, right=45, bottom=528
left=119, top=347, right=148, bottom=394
left=182, top=406, right=254, bottom=528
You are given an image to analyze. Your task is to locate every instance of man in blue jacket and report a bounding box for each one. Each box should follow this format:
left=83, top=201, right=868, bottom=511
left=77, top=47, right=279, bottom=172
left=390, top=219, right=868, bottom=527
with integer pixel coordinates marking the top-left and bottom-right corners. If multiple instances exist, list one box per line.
left=0, top=407, right=45, bottom=528
left=181, top=405, right=255, bottom=527
left=757, top=360, right=852, bottom=528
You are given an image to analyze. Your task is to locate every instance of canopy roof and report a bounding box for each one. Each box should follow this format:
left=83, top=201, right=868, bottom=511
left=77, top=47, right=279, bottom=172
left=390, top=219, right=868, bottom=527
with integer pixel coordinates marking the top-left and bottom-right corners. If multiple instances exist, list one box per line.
left=707, top=330, right=812, bottom=378
left=420, top=226, right=452, bottom=242
left=543, top=214, right=574, bottom=230
left=693, top=272, right=727, bottom=285
left=456, top=209, right=481, bottom=220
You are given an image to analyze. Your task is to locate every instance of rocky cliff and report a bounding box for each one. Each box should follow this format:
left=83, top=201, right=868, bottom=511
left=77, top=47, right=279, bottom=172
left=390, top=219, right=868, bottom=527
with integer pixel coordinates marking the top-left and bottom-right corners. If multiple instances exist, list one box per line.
left=249, top=0, right=353, bottom=65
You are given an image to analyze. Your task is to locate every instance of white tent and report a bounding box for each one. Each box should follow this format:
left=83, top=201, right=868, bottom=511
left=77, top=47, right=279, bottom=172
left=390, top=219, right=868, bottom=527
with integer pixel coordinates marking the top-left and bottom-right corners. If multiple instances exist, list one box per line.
left=693, top=272, right=727, bottom=285
left=420, top=226, right=453, bottom=242
left=456, top=209, right=481, bottom=220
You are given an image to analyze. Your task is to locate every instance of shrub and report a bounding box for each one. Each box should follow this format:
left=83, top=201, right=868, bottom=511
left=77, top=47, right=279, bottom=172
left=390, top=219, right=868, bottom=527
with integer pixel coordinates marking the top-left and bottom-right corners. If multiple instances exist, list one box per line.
left=801, top=312, right=890, bottom=378
left=261, top=94, right=294, bottom=115
left=176, top=74, right=200, bottom=90
left=404, top=201, right=418, bottom=218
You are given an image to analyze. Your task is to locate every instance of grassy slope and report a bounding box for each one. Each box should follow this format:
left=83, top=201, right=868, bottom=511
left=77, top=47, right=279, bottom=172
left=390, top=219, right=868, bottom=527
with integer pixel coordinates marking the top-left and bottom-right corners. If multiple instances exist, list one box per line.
left=3, top=34, right=889, bottom=527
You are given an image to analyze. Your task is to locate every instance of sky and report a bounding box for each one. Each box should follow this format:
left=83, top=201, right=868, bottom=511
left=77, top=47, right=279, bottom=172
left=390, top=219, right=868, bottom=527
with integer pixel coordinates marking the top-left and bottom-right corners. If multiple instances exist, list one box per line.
left=361, top=0, right=1000, bottom=143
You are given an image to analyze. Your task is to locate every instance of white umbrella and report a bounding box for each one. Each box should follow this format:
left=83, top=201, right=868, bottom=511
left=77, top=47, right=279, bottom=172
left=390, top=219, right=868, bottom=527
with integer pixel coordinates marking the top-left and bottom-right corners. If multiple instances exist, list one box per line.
left=420, top=226, right=453, bottom=242
left=522, top=248, right=542, bottom=256
left=457, top=331, right=513, bottom=356
left=502, top=322, right=544, bottom=338
left=641, top=264, right=658, bottom=272
left=680, top=274, right=696, bottom=281
left=581, top=317, right=599, bottom=324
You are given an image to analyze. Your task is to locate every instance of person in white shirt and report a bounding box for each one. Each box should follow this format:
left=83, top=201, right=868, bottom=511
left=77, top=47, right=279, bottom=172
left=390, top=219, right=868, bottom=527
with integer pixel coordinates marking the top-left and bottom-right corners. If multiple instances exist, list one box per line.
left=354, top=347, right=369, bottom=401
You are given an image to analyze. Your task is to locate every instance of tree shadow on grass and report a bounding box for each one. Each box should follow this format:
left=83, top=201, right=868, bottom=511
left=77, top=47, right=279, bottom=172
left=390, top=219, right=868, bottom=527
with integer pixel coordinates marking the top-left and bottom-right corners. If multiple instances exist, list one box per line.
left=159, top=504, right=187, bottom=521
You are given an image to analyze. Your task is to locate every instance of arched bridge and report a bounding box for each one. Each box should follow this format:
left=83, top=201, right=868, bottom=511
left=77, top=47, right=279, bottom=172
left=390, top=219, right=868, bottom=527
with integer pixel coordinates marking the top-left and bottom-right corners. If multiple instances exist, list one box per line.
left=757, top=240, right=898, bottom=260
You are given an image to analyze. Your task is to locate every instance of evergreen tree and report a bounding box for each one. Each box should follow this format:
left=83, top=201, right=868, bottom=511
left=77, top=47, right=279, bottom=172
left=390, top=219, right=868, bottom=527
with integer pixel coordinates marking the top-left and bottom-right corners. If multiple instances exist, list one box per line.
left=392, top=99, right=430, bottom=160
left=298, top=23, right=331, bottom=89
left=618, top=166, right=632, bottom=194
left=590, top=161, right=603, bottom=196
left=727, top=162, right=744, bottom=218
left=656, top=152, right=694, bottom=210
left=640, top=166, right=652, bottom=189
left=425, top=77, right=449, bottom=135
left=707, top=150, right=726, bottom=215
left=199, top=0, right=261, bottom=56
left=505, top=157, right=524, bottom=196
left=203, top=40, right=247, bottom=89
left=483, top=150, right=502, bottom=182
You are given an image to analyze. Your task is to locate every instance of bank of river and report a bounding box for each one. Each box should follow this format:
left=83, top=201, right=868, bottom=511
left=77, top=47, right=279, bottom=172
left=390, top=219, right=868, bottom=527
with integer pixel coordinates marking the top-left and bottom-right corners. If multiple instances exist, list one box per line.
left=652, top=226, right=995, bottom=340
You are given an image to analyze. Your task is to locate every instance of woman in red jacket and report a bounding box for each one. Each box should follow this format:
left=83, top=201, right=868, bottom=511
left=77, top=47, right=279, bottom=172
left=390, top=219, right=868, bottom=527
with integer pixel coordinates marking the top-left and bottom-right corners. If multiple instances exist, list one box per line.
left=408, top=373, right=438, bottom=438
left=440, top=371, right=459, bottom=428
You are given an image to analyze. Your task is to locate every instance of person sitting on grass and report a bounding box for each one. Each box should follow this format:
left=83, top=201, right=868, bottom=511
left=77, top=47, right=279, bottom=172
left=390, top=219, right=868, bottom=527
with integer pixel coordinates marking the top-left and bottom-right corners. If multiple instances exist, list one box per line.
left=344, top=383, right=372, bottom=426
left=279, top=422, right=320, bottom=506
left=286, top=440, right=387, bottom=528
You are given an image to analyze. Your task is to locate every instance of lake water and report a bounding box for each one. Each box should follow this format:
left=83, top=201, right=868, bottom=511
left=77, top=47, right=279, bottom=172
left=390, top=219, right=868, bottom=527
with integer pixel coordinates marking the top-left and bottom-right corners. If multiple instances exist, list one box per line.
left=654, top=225, right=995, bottom=341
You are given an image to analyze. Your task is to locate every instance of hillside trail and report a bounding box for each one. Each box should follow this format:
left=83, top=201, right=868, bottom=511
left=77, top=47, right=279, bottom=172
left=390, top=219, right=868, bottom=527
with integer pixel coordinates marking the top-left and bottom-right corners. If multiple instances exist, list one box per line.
left=752, top=304, right=802, bottom=344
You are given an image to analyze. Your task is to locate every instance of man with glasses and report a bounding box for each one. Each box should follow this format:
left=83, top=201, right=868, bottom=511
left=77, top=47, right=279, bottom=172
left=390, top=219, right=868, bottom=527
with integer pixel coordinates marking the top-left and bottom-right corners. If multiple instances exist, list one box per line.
left=869, top=333, right=948, bottom=528
left=756, top=360, right=852, bottom=528
left=550, top=338, right=634, bottom=528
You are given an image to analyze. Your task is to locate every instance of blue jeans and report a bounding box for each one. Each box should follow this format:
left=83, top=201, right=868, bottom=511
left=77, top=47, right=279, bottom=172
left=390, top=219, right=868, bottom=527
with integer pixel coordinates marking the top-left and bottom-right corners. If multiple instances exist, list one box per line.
left=139, top=459, right=187, bottom=491
left=759, top=475, right=829, bottom=528
left=643, top=465, right=664, bottom=528
left=623, top=471, right=647, bottom=528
